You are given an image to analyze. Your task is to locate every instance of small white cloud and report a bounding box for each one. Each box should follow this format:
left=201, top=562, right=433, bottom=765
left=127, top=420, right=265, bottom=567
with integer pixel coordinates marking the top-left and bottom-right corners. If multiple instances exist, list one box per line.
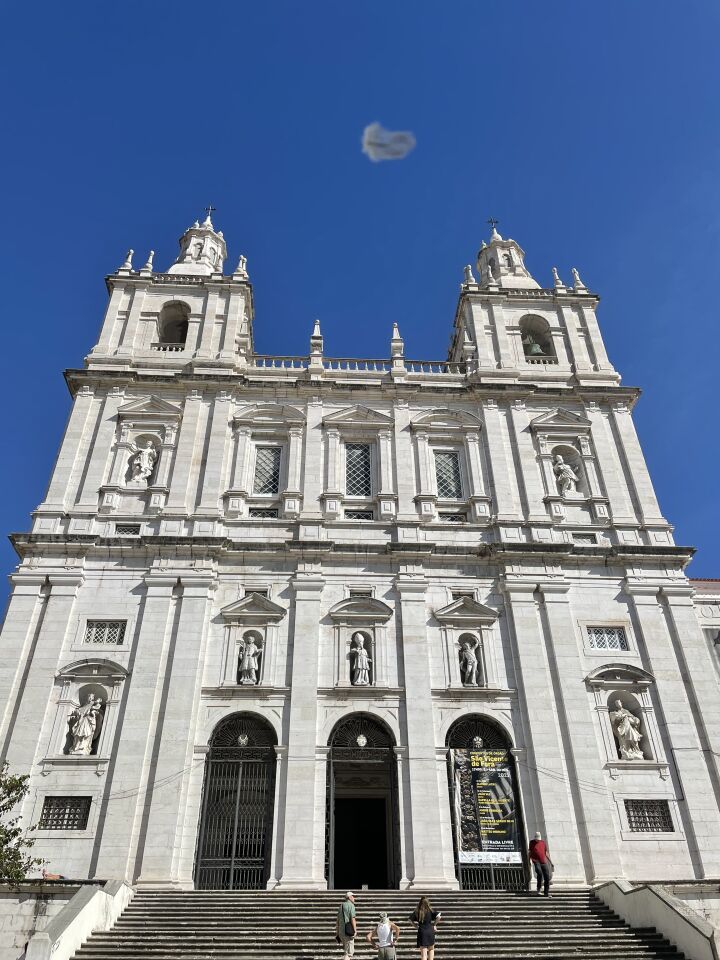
left=362, top=122, right=416, bottom=162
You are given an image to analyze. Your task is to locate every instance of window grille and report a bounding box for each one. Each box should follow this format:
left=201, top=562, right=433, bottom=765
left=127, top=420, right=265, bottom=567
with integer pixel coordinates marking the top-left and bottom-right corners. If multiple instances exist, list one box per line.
left=345, top=510, right=374, bottom=521
left=115, top=523, right=141, bottom=536
left=38, top=796, right=91, bottom=831
left=248, top=508, right=279, bottom=519
left=349, top=589, right=373, bottom=598
left=439, top=512, right=466, bottom=523
left=345, top=443, right=372, bottom=497
left=573, top=532, right=597, bottom=545
left=625, top=799, right=674, bottom=833
left=435, top=451, right=462, bottom=499
left=84, top=620, right=126, bottom=645
left=587, top=626, right=629, bottom=651
left=252, top=447, right=281, bottom=495
left=452, top=591, right=475, bottom=601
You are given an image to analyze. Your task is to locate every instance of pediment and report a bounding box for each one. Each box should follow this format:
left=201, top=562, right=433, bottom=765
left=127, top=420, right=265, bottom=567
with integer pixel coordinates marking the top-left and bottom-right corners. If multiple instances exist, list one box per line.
left=117, top=396, right=183, bottom=419
left=328, top=596, right=394, bottom=623
left=220, top=593, right=287, bottom=623
left=434, top=597, right=500, bottom=625
left=323, top=405, right=393, bottom=428
left=411, top=407, right=481, bottom=432
left=57, top=658, right=128, bottom=680
left=529, top=408, right=591, bottom=433
left=233, top=402, right=305, bottom=427
left=585, top=663, right=655, bottom=686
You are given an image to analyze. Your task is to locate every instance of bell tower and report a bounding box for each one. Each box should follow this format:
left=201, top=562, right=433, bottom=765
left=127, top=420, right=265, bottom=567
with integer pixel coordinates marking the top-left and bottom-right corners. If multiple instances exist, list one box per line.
left=168, top=208, right=227, bottom=277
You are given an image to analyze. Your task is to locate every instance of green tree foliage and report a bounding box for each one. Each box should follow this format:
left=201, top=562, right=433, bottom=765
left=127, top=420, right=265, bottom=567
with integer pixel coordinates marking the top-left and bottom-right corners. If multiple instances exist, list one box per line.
left=0, top=764, right=43, bottom=884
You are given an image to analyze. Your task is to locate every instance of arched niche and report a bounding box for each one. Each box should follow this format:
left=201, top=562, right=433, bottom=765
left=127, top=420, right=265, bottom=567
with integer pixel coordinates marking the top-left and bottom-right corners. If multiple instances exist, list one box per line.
left=607, top=690, right=652, bottom=760
left=519, top=315, right=556, bottom=362
left=328, top=596, right=393, bottom=688
left=550, top=442, right=587, bottom=498
left=457, top=632, right=485, bottom=688
left=157, top=301, right=190, bottom=345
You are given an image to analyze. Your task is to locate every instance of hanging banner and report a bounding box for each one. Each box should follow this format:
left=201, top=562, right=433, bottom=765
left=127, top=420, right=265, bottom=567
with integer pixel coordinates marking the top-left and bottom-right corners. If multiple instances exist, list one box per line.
left=452, top=748, right=522, bottom=864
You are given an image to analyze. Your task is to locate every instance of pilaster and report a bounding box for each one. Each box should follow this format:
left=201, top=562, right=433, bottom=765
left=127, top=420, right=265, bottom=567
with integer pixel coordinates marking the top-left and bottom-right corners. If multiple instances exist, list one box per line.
left=611, top=402, right=666, bottom=525
left=76, top=389, right=125, bottom=508
left=197, top=392, right=232, bottom=513
left=165, top=392, right=203, bottom=512
left=40, top=387, right=96, bottom=511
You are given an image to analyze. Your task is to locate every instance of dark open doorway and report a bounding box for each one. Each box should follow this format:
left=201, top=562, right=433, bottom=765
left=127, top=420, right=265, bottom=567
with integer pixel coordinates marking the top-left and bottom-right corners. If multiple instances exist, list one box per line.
left=326, top=714, right=400, bottom=889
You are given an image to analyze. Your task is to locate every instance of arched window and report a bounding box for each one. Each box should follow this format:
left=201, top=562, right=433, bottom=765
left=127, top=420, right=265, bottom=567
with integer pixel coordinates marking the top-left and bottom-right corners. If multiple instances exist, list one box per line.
left=158, top=301, right=190, bottom=346
left=519, top=315, right=556, bottom=363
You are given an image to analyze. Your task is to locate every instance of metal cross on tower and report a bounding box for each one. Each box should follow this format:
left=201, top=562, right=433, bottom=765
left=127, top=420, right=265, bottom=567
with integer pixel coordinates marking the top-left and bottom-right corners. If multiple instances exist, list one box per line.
left=486, top=217, right=499, bottom=231
left=205, top=204, right=216, bottom=219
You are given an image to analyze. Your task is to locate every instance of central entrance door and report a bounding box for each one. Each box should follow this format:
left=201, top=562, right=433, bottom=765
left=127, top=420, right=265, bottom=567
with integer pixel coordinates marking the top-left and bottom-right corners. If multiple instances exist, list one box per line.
left=326, top=714, right=399, bottom=890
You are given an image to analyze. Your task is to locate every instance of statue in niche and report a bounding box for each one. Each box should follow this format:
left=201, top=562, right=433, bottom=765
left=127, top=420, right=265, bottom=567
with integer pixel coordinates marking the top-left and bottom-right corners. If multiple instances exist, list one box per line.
left=238, top=635, right=263, bottom=685
left=522, top=332, right=546, bottom=357
left=350, top=633, right=372, bottom=686
left=459, top=638, right=481, bottom=686
left=68, top=694, right=103, bottom=755
left=553, top=454, right=580, bottom=497
left=610, top=699, right=644, bottom=760
left=130, top=440, right=157, bottom=483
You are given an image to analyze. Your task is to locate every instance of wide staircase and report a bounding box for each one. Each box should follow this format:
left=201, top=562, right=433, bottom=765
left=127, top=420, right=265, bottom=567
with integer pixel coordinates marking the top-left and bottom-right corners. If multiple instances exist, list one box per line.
left=72, top=889, right=685, bottom=959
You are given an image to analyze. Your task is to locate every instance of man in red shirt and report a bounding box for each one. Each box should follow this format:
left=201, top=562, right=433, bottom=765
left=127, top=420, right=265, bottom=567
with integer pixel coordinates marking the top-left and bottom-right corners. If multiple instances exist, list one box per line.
left=528, top=832, right=552, bottom=896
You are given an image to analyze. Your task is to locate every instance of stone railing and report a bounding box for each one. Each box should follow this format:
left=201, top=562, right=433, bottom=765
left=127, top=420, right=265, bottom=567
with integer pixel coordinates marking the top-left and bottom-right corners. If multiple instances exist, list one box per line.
left=150, top=342, right=186, bottom=352
left=250, top=356, right=467, bottom=377
left=524, top=355, right=559, bottom=365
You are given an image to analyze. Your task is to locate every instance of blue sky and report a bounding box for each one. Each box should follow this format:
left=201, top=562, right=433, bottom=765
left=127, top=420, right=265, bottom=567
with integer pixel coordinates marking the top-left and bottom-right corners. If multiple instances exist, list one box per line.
left=0, top=1, right=718, bottom=577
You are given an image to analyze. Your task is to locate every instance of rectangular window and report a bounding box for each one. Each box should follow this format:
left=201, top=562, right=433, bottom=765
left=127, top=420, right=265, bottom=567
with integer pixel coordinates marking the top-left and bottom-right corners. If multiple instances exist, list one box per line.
left=435, top=450, right=462, bottom=499
left=38, top=796, right=91, bottom=831
left=248, top=507, right=279, bottom=519
left=349, top=589, right=373, bottom=598
left=345, top=443, right=372, bottom=497
left=572, top=532, right=597, bottom=545
left=252, top=446, right=281, bottom=495
left=625, top=799, right=674, bottom=833
left=115, top=523, right=141, bottom=536
left=452, top=591, right=475, bottom=601
left=84, top=620, right=126, bottom=645
left=587, top=626, right=629, bottom=651
left=439, top=512, right=466, bottom=524
left=345, top=509, right=374, bottom=521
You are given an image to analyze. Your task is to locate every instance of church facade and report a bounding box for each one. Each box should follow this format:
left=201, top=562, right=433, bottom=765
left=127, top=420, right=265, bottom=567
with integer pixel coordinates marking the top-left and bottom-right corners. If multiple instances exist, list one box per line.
left=1, top=214, right=719, bottom=891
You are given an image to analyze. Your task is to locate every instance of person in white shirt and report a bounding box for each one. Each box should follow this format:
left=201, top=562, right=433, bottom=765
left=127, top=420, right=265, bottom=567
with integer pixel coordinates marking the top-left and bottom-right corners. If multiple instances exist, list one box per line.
left=367, top=911, right=401, bottom=960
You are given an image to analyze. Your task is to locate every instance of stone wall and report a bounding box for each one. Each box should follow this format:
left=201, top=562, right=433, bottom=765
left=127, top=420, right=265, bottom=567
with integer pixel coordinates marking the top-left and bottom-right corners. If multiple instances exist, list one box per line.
left=0, top=884, right=84, bottom=960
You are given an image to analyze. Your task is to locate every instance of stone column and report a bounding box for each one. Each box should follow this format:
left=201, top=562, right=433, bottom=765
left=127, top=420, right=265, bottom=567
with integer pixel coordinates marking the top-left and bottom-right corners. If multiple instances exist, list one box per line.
left=377, top=429, right=394, bottom=494
left=196, top=289, right=219, bottom=359
left=219, top=288, right=247, bottom=362
left=94, top=574, right=178, bottom=880
left=393, top=402, right=416, bottom=521
left=40, top=387, right=96, bottom=511
left=165, top=392, right=203, bottom=511
left=557, top=303, right=592, bottom=372
left=325, top=428, right=341, bottom=494
left=91, top=283, right=126, bottom=356
left=197, top=392, right=232, bottom=513
left=482, top=399, right=517, bottom=521
left=626, top=581, right=720, bottom=876
left=0, top=575, right=48, bottom=757
left=76, top=390, right=125, bottom=507
left=415, top=431, right=433, bottom=494
left=229, top=427, right=252, bottom=492
left=611, top=402, right=666, bottom=525
left=136, top=573, right=216, bottom=885
left=508, top=401, right=547, bottom=521
left=578, top=303, right=613, bottom=372
left=301, top=400, right=324, bottom=518
left=396, top=576, right=458, bottom=888
left=487, top=300, right=514, bottom=368
left=286, top=427, right=303, bottom=494
left=582, top=402, right=635, bottom=523
left=277, top=572, right=326, bottom=888
left=465, top=300, right=494, bottom=368
left=117, top=285, right=148, bottom=357
left=501, top=580, right=586, bottom=883
left=538, top=581, right=623, bottom=881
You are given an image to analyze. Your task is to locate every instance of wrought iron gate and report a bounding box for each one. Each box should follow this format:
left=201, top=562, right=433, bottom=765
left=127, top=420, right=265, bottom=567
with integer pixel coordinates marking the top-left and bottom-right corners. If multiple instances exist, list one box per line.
left=195, top=714, right=276, bottom=890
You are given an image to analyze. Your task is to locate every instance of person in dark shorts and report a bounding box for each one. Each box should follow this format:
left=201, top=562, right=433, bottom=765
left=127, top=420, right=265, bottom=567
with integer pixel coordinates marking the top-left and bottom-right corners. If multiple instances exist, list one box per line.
left=529, top=831, right=553, bottom=897
left=409, top=896, right=442, bottom=960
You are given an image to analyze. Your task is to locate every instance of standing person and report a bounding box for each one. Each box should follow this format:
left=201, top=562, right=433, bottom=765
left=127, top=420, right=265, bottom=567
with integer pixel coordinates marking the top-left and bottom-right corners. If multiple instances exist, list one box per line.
left=366, top=911, right=400, bottom=960
left=529, top=831, right=553, bottom=897
left=409, top=896, right=442, bottom=960
left=336, top=891, right=357, bottom=959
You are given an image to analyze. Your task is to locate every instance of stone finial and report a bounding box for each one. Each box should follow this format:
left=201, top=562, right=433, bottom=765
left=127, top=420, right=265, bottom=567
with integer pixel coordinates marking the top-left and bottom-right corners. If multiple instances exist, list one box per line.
left=234, top=254, right=249, bottom=279
left=118, top=249, right=134, bottom=273
left=572, top=267, right=587, bottom=291
left=140, top=250, right=155, bottom=275
left=552, top=267, right=566, bottom=292
left=464, top=264, right=476, bottom=286
left=390, top=322, right=404, bottom=358
left=310, top=319, right=324, bottom=355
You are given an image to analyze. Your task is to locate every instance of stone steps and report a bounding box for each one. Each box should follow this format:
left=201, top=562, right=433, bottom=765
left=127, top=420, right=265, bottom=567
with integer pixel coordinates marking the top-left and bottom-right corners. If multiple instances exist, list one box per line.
left=71, top=889, right=685, bottom=960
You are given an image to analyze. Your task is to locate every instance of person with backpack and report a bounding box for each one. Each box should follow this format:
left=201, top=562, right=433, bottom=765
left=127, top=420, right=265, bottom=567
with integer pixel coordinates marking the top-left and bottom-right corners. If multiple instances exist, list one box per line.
left=366, top=911, right=401, bottom=960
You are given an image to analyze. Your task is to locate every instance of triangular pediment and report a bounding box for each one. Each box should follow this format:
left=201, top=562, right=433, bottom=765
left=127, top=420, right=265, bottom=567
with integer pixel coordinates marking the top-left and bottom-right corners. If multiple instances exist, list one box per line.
left=234, top=402, right=305, bottom=426
left=117, top=396, right=183, bottom=419
left=434, top=597, right=499, bottom=625
left=323, top=405, right=393, bottom=428
left=328, top=596, right=394, bottom=623
left=411, top=407, right=481, bottom=431
left=529, top=408, right=591, bottom=433
left=220, top=593, right=287, bottom=623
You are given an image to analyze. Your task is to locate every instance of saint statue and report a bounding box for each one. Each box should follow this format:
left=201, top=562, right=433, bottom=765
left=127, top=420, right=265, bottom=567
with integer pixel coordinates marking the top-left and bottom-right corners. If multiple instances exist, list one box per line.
left=459, top=638, right=480, bottom=686
left=238, top=635, right=263, bottom=685
left=553, top=454, right=580, bottom=497
left=350, top=633, right=372, bottom=686
left=522, top=332, right=546, bottom=357
left=68, top=694, right=103, bottom=755
left=609, top=699, right=644, bottom=760
left=130, top=441, right=157, bottom=483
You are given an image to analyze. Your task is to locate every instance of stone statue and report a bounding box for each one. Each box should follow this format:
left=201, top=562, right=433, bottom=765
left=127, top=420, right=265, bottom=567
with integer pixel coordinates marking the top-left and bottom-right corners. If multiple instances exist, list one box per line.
left=350, top=633, right=372, bottom=686
left=522, top=332, right=545, bottom=357
left=130, top=441, right=157, bottom=483
left=609, top=699, right=644, bottom=760
left=459, top=638, right=480, bottom=686
left=553, top=454, right=580, bottom=496
left=238, top=635, right=263, bottom=685
left=68, top=694, right=103, bottom=755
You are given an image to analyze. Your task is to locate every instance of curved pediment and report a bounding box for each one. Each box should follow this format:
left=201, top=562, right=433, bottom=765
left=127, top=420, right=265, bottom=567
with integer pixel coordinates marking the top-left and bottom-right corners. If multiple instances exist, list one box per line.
left=434, top=597, right=500, bottom=626
left=220, top=593, right=287, bottom=624
left=411, top=408, right=481, bottom=432
left=585, top=663, right=655, bottom=687
left=57, top=658, right=128, bottom=680
left=328, top=596, right=394, bottom=623
left=233, top=402, right=305, bottom=427
left=322, top=405, right=393, bottom=428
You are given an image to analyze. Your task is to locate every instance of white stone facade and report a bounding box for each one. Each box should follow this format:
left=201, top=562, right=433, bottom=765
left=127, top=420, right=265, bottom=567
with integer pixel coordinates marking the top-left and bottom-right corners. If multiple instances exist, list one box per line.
left=1, top=215, right=719, bottom=890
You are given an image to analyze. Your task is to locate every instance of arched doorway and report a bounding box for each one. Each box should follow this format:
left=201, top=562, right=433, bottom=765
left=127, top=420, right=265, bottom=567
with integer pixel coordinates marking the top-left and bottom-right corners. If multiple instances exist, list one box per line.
left=446, top=715, right=528, bottom=890
left=325, top=713, right=400, bottom=890
left=194, top=713, right=277, bottom=890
